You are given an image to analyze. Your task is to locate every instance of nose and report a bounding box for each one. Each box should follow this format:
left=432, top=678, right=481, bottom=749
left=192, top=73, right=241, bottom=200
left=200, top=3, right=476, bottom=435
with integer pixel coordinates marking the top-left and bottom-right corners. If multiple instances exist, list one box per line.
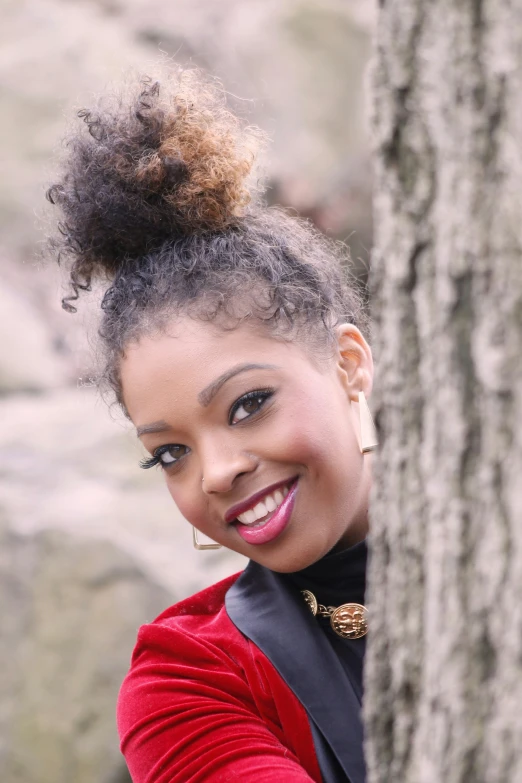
left=200, top=441, right=258, bottom=495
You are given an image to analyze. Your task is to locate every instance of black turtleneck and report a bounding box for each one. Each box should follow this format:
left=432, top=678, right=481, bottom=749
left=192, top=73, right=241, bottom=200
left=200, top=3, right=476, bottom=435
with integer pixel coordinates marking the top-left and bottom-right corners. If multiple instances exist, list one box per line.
left=282, top=538, right=368, bottom=705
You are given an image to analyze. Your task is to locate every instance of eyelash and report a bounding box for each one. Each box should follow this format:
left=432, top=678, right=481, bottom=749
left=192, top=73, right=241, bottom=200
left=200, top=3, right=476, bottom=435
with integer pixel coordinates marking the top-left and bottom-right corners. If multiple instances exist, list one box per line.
left=139, top=388, right=275, bottom=470
left=140, top=445, right=180, bottom=471
left=228, top=388, right=274, bottom=425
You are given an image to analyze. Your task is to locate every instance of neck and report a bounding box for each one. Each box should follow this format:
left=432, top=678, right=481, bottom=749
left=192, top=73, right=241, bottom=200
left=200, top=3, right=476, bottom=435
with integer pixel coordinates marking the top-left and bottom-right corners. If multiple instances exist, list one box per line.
left=284, top=536, right=368, bottom=607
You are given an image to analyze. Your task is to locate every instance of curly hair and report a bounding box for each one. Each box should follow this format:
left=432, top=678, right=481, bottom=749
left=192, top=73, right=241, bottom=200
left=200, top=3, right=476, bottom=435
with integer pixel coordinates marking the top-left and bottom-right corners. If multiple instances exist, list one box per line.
left=47, top=68, right=370, bottom=408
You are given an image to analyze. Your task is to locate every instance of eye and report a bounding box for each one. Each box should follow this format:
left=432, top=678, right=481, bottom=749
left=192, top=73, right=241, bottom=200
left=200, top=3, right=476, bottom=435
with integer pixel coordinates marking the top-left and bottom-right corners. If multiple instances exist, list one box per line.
left=140, top=444, right=190, bottom=470
left=229, top=389, right=273, bottom=425
left=158, top=445, right=189, bottom=466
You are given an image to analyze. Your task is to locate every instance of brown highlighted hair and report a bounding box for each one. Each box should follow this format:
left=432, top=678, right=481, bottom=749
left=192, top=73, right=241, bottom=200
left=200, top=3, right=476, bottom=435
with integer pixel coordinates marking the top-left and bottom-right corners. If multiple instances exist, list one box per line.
left=47, top=68, right=369, bottom=407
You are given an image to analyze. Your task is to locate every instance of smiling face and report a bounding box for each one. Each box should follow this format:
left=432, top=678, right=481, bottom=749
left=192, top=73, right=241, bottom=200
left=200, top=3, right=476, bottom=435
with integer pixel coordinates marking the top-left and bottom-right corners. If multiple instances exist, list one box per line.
left=120, top=317, right=374, bottom=573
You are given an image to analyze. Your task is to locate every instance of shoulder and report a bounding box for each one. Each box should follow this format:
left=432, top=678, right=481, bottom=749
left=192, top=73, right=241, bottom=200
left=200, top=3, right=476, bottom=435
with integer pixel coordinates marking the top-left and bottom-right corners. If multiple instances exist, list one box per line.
left=117, top=571, right=253, bottom=739
left=156, top=571, right=240, bottom=622
left=117, top=571, right=322, bottom=783
left=129, top=571, right=247, bottom=667
left=117, top=570, right=274, bottom=755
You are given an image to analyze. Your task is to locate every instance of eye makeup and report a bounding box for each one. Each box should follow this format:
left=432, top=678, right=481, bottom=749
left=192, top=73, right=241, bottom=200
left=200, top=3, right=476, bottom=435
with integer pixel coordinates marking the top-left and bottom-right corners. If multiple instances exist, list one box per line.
left=139, top=387, right=275, bottom=470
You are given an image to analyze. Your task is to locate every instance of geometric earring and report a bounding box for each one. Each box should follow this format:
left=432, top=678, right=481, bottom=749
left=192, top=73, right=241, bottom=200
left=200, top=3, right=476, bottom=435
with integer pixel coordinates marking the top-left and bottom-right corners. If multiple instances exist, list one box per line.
left=192, top=526, right=223, bottom=551
left=358, top=391, right=379, bottom=454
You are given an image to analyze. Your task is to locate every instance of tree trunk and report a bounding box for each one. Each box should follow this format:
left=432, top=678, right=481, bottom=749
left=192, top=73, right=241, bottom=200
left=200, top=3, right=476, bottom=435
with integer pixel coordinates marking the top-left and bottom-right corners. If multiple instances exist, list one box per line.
left=365, top=2, right=522, bottom=782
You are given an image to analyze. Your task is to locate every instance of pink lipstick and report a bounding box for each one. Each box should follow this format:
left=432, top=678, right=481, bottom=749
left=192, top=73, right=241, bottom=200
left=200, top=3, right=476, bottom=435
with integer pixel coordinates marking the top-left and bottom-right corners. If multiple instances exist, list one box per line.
left=235, top=479, right=298, bottom=545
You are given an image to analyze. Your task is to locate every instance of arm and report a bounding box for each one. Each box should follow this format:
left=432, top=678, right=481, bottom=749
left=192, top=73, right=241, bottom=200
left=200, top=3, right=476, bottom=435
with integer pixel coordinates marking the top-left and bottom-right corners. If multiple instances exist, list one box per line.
left=117, top=622, right=318, bottom=783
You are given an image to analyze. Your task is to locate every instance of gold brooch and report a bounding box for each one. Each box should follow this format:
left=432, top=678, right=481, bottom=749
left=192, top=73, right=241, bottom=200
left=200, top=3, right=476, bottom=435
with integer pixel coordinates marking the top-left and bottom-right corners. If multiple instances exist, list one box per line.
left=301, top=589, right=368, bottom=640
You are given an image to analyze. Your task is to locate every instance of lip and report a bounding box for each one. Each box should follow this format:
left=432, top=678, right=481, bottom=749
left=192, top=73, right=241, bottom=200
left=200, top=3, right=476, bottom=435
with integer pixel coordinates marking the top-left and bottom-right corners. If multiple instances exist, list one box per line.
left=224, top=476, right=298, bottom=524
left=234, top=479, right=298, bottom=546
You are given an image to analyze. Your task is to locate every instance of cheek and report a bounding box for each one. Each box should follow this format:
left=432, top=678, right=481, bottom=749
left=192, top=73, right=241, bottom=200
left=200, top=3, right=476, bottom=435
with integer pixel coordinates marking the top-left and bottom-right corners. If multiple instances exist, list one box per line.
left=165, top=478, right=207, bottom=528
left=266, top=392, right=357, bottom=468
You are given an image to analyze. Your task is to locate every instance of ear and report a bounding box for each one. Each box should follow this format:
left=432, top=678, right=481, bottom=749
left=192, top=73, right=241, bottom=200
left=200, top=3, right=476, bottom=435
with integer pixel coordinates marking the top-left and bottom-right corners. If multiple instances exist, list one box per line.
left=334, top=323, right=374, bottom=402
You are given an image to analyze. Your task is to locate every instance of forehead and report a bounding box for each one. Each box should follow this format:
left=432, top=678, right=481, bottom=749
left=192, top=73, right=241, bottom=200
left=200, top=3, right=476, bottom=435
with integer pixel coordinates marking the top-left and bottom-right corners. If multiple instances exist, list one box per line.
left=119, top=317, right=318, bottom=420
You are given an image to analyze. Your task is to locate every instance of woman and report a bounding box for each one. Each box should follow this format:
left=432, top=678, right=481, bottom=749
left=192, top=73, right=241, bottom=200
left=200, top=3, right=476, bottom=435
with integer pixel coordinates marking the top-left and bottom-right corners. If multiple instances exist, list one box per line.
left=48, top=70, right=378, bottom=783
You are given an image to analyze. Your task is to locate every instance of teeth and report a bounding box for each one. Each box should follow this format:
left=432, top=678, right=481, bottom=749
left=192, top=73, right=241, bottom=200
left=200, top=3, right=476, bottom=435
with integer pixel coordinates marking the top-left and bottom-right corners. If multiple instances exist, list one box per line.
left=253, top=501, right=268, bottom=518
left=265, top=495, right=277, bottom=513
left=243, top=509, right=256, bottom=525
left=237, top=483, right=292, bottom=526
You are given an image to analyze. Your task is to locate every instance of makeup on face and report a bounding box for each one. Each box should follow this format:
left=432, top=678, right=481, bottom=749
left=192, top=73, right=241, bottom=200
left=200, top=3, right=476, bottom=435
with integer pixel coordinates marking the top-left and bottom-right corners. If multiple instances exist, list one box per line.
left=226, top=477, right=298, bottom=545
left=120, top=318, right=372, bottom=572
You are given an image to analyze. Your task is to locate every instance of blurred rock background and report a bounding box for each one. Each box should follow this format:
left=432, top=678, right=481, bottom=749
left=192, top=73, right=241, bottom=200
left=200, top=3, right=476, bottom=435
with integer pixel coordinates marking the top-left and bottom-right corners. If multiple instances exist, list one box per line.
left=0, top=1, right=375, bottom=780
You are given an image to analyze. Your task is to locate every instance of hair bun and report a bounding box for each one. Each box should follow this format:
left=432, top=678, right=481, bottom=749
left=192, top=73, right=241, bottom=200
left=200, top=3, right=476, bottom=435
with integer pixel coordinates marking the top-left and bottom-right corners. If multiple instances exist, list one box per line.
left=47, top=69, right=264, bottom=284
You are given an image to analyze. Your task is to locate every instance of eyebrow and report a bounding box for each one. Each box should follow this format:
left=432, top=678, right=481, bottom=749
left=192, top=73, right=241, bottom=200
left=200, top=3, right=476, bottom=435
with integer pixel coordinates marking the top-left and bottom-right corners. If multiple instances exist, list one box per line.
left=198, top=363, right=279, bottom=407
left=136, top=362, right=279, bottom=437
left=136, top=420, right=171, bottom=438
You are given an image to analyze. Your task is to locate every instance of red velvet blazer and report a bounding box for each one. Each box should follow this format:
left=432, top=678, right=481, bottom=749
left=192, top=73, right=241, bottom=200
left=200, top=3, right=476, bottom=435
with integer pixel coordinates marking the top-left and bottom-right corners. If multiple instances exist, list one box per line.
left=117, top=560, right=365, bottom=783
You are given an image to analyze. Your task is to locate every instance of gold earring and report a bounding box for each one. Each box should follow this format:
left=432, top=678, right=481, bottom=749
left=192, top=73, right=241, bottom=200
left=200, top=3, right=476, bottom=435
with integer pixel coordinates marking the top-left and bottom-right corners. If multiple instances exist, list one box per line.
left=358, top=391, right=379, bottom=453
left=192, top=527, right=222, bottom=550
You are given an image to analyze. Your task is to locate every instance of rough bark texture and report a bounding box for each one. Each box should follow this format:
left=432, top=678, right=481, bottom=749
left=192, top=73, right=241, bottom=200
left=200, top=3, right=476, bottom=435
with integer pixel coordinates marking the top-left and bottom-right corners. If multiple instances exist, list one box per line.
left=365, top=2, right=522, bottom=782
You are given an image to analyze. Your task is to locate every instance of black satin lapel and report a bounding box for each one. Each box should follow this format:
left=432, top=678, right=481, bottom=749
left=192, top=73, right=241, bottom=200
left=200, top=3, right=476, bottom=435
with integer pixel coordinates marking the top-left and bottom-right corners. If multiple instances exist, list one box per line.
left=225, top=560, right=366, bottom=783
left=309, top=718, right=352, bottom=783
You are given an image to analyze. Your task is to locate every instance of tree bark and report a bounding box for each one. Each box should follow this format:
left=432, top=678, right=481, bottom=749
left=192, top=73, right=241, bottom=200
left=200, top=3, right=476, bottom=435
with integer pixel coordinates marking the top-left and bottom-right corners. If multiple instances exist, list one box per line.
left=365, top=2, right=522, bottom=782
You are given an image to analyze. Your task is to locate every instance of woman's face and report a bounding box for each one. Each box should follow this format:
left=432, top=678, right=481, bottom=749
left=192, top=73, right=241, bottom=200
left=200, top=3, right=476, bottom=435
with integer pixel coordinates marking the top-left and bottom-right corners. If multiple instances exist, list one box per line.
left=120, top=317, right=374, bottom=573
